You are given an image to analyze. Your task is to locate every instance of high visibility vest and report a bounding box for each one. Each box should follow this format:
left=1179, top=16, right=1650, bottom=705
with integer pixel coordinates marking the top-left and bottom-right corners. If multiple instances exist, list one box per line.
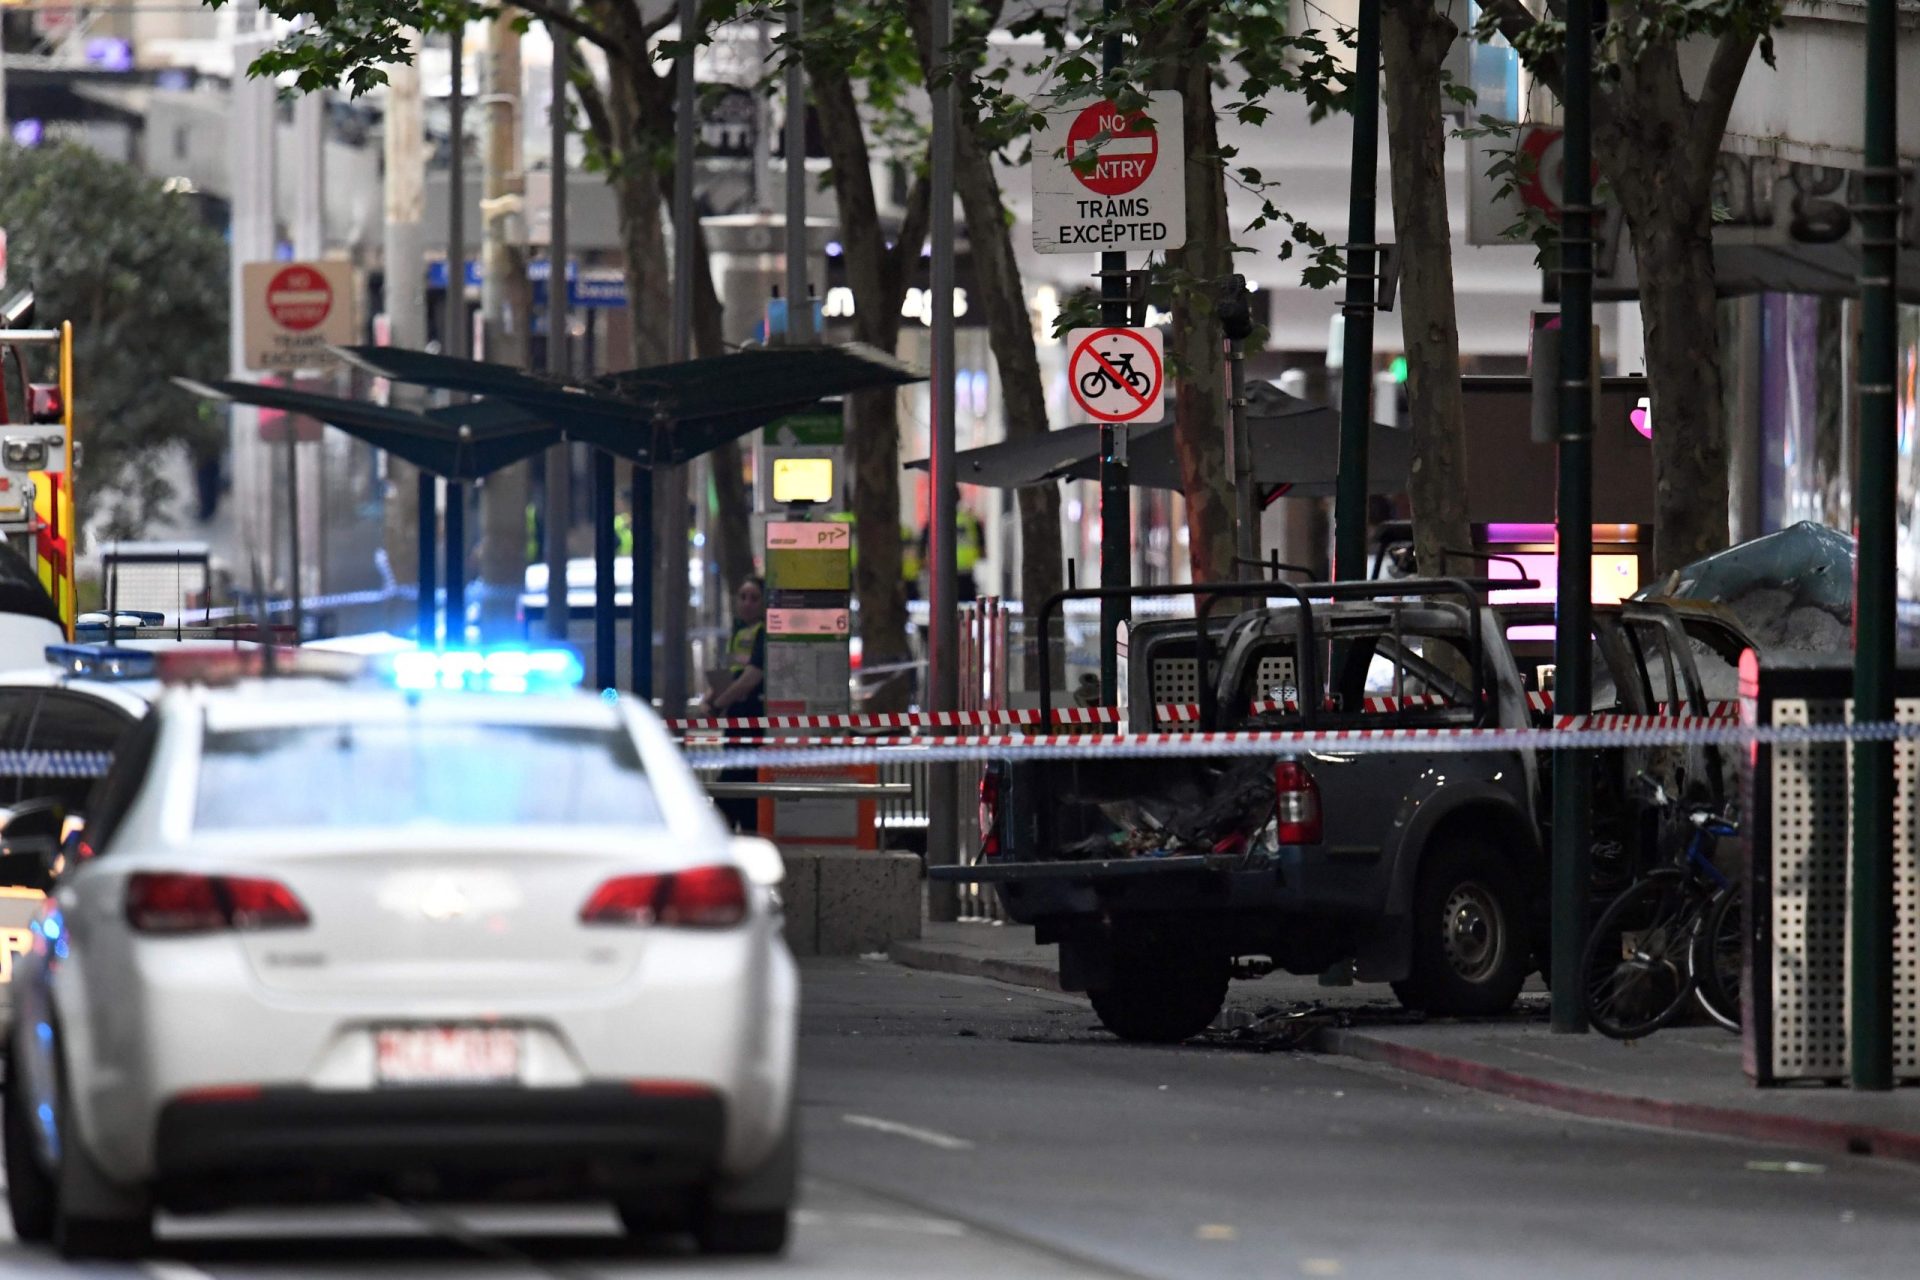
left=727, top=619, right=765, bottom=675
left=955, top=509, right=982, bottom=573
left=615, top=513, right=634, bottom=557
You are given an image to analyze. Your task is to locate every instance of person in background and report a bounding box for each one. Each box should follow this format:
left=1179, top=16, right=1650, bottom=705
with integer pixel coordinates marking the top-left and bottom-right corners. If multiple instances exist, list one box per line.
left=702, top=576, right=767, bottom=831
left=917, top=506, right=983, bottom=601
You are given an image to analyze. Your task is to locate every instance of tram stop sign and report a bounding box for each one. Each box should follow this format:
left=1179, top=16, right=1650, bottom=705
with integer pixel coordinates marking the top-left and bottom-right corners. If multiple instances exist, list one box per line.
left=1033, top=91, right=1187, bottom=255
left=1063, top=326, right=1166, bottom=426
left=242, top=259, right=356, bottom=372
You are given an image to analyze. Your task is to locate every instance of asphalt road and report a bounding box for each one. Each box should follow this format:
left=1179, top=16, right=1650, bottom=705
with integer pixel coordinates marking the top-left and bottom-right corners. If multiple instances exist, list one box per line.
left=3, top=959, right=1918, bottom=1278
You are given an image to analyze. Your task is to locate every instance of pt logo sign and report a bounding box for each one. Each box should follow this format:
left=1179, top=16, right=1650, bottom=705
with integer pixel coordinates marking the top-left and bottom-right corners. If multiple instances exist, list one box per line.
left=1033, top=92, right=1186, bottom=255
left=1065, top=327, right=1165, bottom=426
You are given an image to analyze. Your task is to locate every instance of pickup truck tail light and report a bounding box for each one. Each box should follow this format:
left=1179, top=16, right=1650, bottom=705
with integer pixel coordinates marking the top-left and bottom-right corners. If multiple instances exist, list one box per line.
left=978, top=767, right=1002, bottom=857
left=1273, top=761, right=1323, bottom=845
left=126, top=872, right=310, bottom=934
left=581, top=866, right=748, bottom=927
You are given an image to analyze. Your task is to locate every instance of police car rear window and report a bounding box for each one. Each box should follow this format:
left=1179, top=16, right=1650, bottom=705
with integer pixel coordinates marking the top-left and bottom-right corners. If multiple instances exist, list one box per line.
left=193, top=721, right=662, bottom=831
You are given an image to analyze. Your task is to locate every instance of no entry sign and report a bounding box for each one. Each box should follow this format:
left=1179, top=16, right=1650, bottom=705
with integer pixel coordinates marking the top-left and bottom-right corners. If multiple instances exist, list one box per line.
left=1033, top=91, right=1187, bottom=255
left=1064, top=326, right=1165, bottom=426
left=242, top=259, right=355, bottom=372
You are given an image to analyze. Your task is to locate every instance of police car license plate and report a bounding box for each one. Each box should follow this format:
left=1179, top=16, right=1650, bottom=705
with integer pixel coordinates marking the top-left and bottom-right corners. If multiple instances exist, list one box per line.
left=375, top=1026, right=521, bottom=1086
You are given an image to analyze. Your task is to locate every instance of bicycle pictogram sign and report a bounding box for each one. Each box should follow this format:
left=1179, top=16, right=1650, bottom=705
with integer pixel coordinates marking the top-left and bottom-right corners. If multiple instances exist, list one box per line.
left=1065, top=326, right=1165, bottom=426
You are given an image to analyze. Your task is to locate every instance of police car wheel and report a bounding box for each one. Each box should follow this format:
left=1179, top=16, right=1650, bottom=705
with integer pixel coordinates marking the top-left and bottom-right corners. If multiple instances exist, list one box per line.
left=3, top=1063, right=55, bottom=1244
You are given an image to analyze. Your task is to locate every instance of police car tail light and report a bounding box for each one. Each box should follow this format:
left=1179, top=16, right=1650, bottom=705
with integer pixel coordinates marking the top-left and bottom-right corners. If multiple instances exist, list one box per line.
left=581, top=866, right=747, bottom=928
left=1273, top=761, right=1323, bottom=845
left=126, top=872, right=310, bottom=934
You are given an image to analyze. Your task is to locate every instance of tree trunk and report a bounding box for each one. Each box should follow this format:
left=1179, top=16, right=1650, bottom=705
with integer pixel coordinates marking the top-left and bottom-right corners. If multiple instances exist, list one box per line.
left=1598, top=99, right=1728, bottom=576
left=1155, top=7, right=1234, bottom=584
left=812, top=65, right=928, bottom=707
left=954, top=123, right=1062, bottom=683
left=904, top=0, right=1063, bottom=684
left=687, top=221, right=754, bottom=597
left=1381, top=0, right=1471, bottom=579
left=1627, top=210, right=1728, bottom=573
left=604, top=63, right=675, bottom=700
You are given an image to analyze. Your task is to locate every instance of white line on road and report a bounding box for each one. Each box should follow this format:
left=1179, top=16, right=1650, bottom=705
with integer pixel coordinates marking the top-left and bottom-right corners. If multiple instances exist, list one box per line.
left=144, top=1263, right=216, bottom=1280
left=841, top=1113, right=975, bottom=1151
left=794, top=1208, right=969, bottom=1237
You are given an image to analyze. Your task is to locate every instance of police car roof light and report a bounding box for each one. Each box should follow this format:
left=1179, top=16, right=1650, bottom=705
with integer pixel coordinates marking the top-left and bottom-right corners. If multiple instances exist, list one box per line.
left=45, top=644, right=158, bottom=681
left=384, top=647, right=585, bottom=695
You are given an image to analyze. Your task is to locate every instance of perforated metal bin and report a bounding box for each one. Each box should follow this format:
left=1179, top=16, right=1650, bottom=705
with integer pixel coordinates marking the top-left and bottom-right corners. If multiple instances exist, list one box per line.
left=1739, top=651, right=1920, bottom=1085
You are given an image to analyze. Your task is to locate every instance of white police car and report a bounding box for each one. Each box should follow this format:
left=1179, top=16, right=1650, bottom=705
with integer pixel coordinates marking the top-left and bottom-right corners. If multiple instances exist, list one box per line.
left=2, top=647, right=797, bottom=1260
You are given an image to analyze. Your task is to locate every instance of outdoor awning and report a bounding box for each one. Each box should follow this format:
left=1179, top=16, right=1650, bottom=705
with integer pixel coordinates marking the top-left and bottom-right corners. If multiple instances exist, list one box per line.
left=181, top=344, right=923, bottom=476
left=337, top=342, right=925, bottom=466
left=174, top=379, right=560, bottom=479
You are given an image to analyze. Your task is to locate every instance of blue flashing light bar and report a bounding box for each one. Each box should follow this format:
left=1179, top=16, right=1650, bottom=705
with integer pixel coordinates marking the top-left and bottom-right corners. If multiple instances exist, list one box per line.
left=383, top=647, right=586, bottom=695
left=46, top=644, right=157, bottom=681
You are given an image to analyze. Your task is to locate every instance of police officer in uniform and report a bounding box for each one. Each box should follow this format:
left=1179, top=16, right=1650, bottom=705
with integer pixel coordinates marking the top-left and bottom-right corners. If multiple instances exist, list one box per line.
left=702, top=576, right=767, bottom=831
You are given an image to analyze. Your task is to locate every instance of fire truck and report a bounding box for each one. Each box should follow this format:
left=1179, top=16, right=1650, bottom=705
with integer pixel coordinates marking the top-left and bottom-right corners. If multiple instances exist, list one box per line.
left=0, top=292, right=77, bottom=637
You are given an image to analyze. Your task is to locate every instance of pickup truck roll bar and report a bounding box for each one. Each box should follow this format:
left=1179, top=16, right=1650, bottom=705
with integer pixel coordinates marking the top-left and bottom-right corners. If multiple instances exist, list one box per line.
left=1035, top=575, right=1539, bottom=731
left=1194, top=576, right=1500, bottom=731
left=1035, top=581, right=1317, bottom=730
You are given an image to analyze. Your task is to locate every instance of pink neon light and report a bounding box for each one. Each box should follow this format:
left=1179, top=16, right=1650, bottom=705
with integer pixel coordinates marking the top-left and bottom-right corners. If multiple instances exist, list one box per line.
left=1485, top=523, right=1557, bottom=543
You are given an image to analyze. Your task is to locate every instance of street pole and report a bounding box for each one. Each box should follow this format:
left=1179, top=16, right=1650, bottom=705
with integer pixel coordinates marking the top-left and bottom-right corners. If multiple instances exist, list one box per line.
left=1332, top=0, right=1379, bottom=582
left=430, top=24, right=462, bottom=649
left=925, top=0, right=960, bottom=921
left=289, top=89, right=324, bottom=642
left=657, top=0, right=698, bottom=714
left=545, top=16, right=572, bottom=644
left=1097, top=0, right=1128, bottom=702
left=785, top=0, right=812, bottom=342
left=1850, top=0, right=1898, bottom=1091
left=1549, top=0, right=1596, bottom=1034
left=477, top=12, right=529, bottom=641
left=1220, top=276, right=1256, bottom=563
left=230, top=5, right=276, bottom=616
left=383, top=29, right=429, bottom=640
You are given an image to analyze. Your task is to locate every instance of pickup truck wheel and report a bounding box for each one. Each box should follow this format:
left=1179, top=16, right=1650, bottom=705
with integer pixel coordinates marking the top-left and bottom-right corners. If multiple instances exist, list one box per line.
left=1088, top=946, right=1229, bottom=1043
left=1392, top=837, right=1528, bottom=1017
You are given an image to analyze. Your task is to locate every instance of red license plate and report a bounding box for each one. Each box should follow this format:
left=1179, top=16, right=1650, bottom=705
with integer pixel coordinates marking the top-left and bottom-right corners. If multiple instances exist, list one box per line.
left=374, top=1026, right=521, bottom=1086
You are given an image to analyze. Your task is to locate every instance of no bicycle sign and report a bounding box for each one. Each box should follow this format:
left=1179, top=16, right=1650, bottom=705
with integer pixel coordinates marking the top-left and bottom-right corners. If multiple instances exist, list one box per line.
left=1033, top=91, right=1187, bottom=255
left=1064, top=326, right=1166, bottom=426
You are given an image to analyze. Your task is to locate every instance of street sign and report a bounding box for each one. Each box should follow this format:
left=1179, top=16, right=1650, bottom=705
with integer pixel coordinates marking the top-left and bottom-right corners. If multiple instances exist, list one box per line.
left=242, top=259, right=355, bottom=372
left=1033, top=92, right=1187, bottom=255
left=1064, top=326, right=1166, bottom=426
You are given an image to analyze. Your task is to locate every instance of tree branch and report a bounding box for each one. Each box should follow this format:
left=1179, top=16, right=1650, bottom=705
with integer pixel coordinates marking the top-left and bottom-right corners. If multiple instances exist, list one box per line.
left=515, top=0, right=627, bottom=60
left=884, top=173, right=933, bottom=302
left=1691, top=28, right=1759, bottom=181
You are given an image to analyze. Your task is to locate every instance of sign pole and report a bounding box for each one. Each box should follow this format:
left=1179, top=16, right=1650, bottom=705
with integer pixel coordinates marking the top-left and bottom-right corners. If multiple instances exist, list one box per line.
left=1332, top=0, right=1378, bottom=581
left=926, top=0, right=961, bottom=921
left=1850, top=0, right=1898, bottom=1091
left=1097, top=0, right=1128, bottom=703
left=285, top=411, right=302, bottom=639
left=1549, top=0, right=1596, bottom=1035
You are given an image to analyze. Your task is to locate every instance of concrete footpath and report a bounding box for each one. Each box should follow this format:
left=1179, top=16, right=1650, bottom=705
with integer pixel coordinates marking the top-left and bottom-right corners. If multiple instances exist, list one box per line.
left=889, top=921, right=1920, bottom=1164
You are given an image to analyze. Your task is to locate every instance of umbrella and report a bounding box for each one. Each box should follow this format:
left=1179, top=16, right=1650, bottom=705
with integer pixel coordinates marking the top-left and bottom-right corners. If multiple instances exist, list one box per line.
left=174, top=379, right=560, bottom=479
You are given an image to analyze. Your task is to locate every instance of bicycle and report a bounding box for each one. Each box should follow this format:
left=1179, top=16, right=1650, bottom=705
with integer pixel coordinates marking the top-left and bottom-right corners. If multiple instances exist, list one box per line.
left=1581, top=778, right=1743, bottom=1040
left=1078, top=350, right=1153, bottom=400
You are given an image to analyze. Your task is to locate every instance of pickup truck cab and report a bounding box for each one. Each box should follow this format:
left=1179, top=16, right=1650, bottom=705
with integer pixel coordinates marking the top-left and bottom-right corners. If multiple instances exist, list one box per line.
left=946, top=580, right=1747, bottom=1042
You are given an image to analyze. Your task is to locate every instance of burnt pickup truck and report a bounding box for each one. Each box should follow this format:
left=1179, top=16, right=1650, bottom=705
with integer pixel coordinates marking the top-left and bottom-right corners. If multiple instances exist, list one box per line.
left=935, top=578, right=1748, bottom=1042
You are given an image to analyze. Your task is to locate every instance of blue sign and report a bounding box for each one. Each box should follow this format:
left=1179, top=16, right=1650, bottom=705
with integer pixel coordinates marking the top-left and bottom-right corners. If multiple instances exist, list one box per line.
left=427, top=259, right=625, bottom=309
